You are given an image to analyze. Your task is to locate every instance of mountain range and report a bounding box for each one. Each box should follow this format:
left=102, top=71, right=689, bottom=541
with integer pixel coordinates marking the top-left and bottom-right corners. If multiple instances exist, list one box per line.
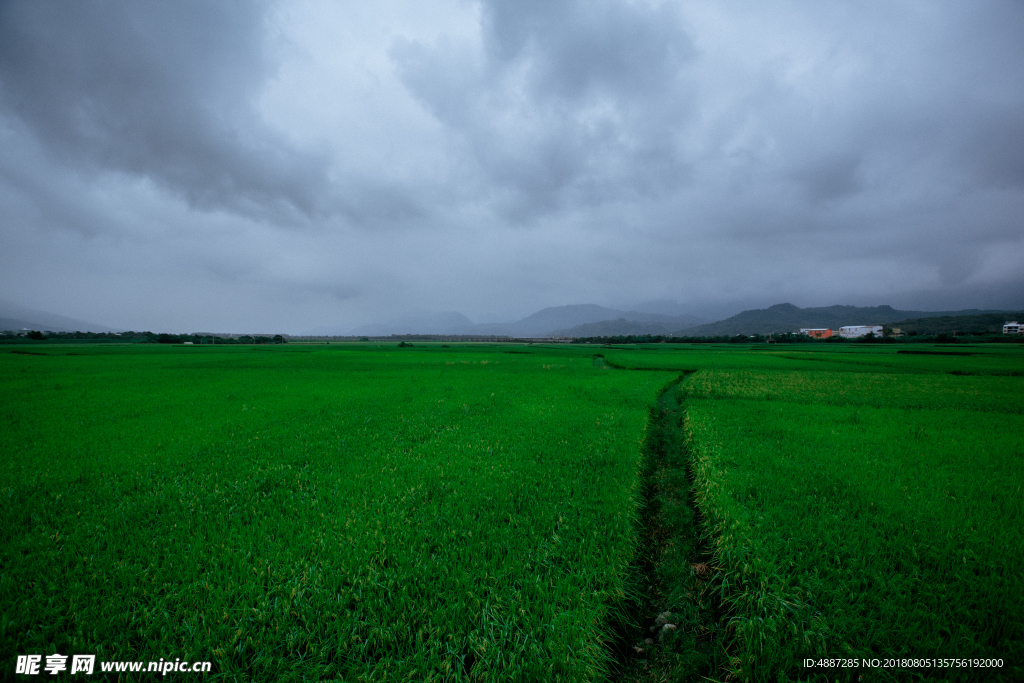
left=549, top=318, right=689, bottom=337
left=882, top=311, right=1024, bottom=336
left=302, top=304, right=706, bottom=338
left=672, top=303, right=1014, bottom=337
left=453, top=305, right=705, bottom=337
left=0, top=299, right=120, bottom=333
left=305, top=311, right=476, bottom=337
left=338, top=303, right=1018, bottom=339
left=4, top=298, right=1020, bottom=339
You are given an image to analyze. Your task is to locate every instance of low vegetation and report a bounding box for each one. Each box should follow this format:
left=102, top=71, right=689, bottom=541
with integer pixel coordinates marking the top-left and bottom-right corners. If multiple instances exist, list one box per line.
left=2, top=341, right=1020, bottom=681
left=0, top=330, right=286, bottom=344
left=607, top=344, right=1024, bottom=681
left=1, top=344, right=672, bottom=681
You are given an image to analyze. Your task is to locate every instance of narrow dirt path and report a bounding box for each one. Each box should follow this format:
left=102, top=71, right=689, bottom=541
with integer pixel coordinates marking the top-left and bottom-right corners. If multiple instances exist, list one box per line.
left=601, top=368, right=728, bottom=682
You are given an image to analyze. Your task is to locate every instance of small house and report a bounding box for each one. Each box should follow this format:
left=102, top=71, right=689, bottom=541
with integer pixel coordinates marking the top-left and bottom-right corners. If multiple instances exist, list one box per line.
left=839, top=325, right=883, bottom=338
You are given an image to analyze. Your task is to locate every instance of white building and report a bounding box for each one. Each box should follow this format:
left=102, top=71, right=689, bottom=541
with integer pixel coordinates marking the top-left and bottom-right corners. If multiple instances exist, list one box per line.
left=839, top=325, right=883, bottom=338
left=1004, top=321, right=1022, bottom=334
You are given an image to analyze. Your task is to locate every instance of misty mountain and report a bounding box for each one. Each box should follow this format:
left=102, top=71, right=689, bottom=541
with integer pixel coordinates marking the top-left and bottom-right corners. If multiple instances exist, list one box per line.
left=450, top=304, right=705, bottom=337
left=351, top=311, right=474, bottom=336
left=305, top=311, right=474, bottom=337
left=673, top=303, right=1012, bottom=337
left=550, top=318, right=684, bottom=337
left=0, top=317, right=46, bottom=332
left=627, top=300, right=711, bottom=320
left=883, top=312, right=1024, bottom=336
left=0, top=299, right=120, bottom=333
left=334, top=304, right=706, bottom=338
left=617, top=311, right=706, bottom=327
left=449, top=304, right=620, bottom=336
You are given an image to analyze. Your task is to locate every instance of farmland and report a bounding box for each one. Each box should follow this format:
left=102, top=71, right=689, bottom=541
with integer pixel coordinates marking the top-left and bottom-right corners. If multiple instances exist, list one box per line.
left=2, top=341, right=1022, bottom=681
left=608, top=344, right=1024, bottom=682
left=1, top=344, right=674, bottom=681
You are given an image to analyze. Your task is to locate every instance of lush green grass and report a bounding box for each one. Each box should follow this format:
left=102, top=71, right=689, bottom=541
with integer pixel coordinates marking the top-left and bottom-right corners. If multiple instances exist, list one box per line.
left=679, top=347, right=1024, bottom=682
left=1, top=343, right=674, bottom=681
left=616, top=379, right=727, bottom=683
left=4, top=341, right=1020, bottom=682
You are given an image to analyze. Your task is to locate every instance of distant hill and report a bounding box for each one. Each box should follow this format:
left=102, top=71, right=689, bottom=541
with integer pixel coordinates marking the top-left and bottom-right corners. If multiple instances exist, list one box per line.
left=617, top=311, right=705, bottom=328
left=0, top=299, right=120, bottom=333
left=551, top=318, right=688, bottom=337
left=452, top=304, right=618, bottom=336
left=0, top=317, right=46, bottom=332
left=350, top=311, right=474, bottom=337
left=884, top=312, right=1024, bottom=336
left=625, top=300, right=704, bottom=318
left=453, top=304, right=705, bottom=337
left=302, top=311, right=474, bottom=336
left=303, top=303, right=706, bottom=337
left=310, top=304, right=706, bottom=338
left=673, top=303, right=1012, bottom=337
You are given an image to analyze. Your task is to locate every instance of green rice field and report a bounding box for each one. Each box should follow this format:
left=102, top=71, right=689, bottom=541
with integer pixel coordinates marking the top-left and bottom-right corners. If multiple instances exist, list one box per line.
left=606, top=344, right=1024, bottom=682
left=2, top=341, right=1022, bottom=681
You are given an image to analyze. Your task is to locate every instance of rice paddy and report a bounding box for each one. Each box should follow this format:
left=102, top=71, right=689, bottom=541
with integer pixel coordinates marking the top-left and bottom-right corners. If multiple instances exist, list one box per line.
left=608, top=344, right=1024, bottom=681
left=2, top=341, right=1021, bottom=681
left=1, top=343, right=674, bottom=681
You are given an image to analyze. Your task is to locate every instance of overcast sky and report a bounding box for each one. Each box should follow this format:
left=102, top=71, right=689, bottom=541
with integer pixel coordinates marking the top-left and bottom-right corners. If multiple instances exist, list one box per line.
left=1, top=0, right=1022, bottom=332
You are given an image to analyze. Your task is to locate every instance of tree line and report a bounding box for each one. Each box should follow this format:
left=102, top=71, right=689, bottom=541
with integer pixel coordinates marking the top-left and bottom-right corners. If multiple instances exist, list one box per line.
left=572, top=331, right=1022, bottom=344
left=0, top=330, right=286, bottom=344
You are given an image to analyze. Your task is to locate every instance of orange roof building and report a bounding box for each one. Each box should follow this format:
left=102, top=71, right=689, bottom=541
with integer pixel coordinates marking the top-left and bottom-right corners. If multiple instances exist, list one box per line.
left=799, top=328, right=833, bottom=338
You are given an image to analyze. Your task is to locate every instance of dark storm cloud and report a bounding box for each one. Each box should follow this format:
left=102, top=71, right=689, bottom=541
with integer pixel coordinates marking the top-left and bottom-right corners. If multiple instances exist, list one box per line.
left=393, top=0, right=1024, bottom=252
left=482, top=0, right=694, bottom=99
left=791, top=154, right=863, bottom=203
left=0, top=0, right=328, bottom=219
left=393, top=0, right=696, bottom=218
left=0, top=0, right=1022, bottom=332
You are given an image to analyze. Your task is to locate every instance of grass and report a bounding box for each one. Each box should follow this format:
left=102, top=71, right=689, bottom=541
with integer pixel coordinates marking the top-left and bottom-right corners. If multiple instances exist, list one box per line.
left=3, top=340, right=1021, bottom=681
left=616, top=377, right=727, bottom=683
left=680, top=347, right=1024, bottom=682
left=1, top=343, right=673, bottom=681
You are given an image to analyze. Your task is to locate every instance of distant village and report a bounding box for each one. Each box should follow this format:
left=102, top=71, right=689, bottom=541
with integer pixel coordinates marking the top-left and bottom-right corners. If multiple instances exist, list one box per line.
left=800, top=322, right=1022, bottom=338
left=799, top=325, right=883, bottom=339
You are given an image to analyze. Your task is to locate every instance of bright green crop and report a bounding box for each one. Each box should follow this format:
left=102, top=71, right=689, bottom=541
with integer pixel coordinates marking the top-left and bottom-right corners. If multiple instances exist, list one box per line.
left=1, top=343, right=673, bottom=681
left=4, top=341, right=1021, bottom=682
left=676, top=346, right=1024, bottom=682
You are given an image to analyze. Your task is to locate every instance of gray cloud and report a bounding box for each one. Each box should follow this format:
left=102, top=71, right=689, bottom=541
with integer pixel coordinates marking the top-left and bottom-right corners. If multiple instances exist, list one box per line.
left=0, top=0, right=329, bottom=220
left=791, top=154, right=863, bottom=203
left=393, top=0, right=697, bottom=217
left=0, top=0, right=1022, bottom=332
left=482, top=0, right=694, bottom=100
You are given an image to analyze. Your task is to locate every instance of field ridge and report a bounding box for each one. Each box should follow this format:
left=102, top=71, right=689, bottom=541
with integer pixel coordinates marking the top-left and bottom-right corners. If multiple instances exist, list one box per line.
left=612, top=374, right=730, bottom=682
